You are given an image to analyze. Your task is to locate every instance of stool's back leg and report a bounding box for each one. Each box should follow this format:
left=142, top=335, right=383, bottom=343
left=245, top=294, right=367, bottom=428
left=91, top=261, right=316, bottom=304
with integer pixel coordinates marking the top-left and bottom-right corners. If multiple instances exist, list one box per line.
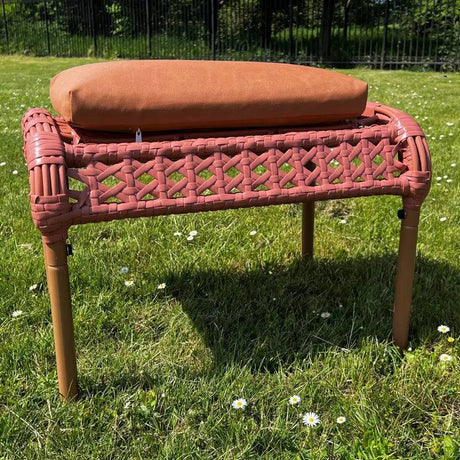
left=43, top=240, right=79, bottom=400
left=302, top=201, right=315, bottom=258
left=392, top=208, right=421, bottom=349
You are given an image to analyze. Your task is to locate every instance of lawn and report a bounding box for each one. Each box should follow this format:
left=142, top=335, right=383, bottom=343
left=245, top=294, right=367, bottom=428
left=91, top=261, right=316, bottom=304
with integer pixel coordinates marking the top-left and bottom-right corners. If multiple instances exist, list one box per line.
left=0, top=56, right=459, bottom=459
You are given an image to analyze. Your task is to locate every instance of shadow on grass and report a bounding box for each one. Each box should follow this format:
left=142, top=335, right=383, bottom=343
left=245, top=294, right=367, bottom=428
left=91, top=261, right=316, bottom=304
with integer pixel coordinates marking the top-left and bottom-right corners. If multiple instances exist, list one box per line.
left=79, top=254, right=459, bottom=394
left=165, top=254, right=459, bottom=371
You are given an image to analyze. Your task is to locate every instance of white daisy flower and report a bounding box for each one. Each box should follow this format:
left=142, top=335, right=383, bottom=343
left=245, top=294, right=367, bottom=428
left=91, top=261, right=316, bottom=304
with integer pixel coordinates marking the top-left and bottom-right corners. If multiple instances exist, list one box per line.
left=0, top=161, right=5, bottom=166
left=232, top=398, right=247, bottom=410
left=302, top=412, right=320, bottom=427
left=289, top=395, right=301, bottom=406
left=157, top=283, right=166, bottom=290
left=12, top=310, right=23, bottom=318
left=336, top=416, right=346, bottom=424
left=439, top=354, right=452, bottom=362
left=29, top=284, right=38, bottom=291
left=440, top=217, right=447, bottom=222
left=124, top=280, right=134, bottom=287
left=12, top=170, right=18, bottom=175
left=119, top=267, right=129, bottom=274
left=249, top=230, right=257, bottom=236
left=187, top=235, right=194, bottom=241
left=339, top=219, right=347, bottom=224
left=451, top=163, right=457, bottom=167
left=437, top=325, right=450, bottom=333
left=320, top=312, right=331, bottom=319
left=189, top=230, right=198, bottom=236
left=446, top=122, right=454, bottom=126
left=173, top=231, right=182, bottom=236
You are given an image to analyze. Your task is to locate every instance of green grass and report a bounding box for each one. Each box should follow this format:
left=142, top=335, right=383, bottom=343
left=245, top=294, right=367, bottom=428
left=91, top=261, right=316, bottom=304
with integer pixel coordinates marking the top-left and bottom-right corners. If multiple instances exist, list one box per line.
left=0, top=56, right=459, bottom=459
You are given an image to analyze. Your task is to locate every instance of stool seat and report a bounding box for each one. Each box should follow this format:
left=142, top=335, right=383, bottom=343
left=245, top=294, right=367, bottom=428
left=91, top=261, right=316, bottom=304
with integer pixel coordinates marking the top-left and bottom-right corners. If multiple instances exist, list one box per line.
left=50, top=60, right=368, bottom=133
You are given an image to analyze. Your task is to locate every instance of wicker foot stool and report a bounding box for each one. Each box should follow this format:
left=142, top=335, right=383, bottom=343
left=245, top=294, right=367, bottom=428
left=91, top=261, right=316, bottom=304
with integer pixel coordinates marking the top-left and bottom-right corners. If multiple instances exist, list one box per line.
left=22, top=61, right=431, bottom=400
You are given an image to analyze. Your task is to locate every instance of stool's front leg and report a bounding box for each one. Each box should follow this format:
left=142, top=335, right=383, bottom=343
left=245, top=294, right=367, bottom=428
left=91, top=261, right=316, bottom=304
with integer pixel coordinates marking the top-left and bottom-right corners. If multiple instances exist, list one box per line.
left=43, top=240, right=79, bottom=400
left=392, top=208, right=421, bottom=349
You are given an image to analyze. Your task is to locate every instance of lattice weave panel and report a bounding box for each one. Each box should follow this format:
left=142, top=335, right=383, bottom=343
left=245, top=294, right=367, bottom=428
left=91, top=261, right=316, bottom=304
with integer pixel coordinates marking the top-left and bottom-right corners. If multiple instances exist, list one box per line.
left=68, top=139, right=405, bottom=207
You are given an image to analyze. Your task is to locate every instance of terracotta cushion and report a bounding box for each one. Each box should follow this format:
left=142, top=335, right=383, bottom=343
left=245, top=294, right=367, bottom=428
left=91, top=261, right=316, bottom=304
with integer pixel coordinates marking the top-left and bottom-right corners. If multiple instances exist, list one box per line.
left=50, top=60, right=368, bottom=133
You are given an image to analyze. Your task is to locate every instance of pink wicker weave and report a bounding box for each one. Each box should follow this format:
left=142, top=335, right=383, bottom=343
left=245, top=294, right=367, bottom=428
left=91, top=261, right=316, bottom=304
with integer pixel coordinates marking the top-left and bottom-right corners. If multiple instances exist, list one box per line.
left=21, top=101, right=431, bottom=400
left=23, top=102, right=430, bottom=244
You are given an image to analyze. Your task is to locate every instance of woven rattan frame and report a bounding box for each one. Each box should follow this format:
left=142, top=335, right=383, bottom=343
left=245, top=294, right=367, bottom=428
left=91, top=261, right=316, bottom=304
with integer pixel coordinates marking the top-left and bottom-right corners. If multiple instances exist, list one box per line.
left=22, top=101, right=431, bottom=400
left=23, top=102, right=430, bottom=243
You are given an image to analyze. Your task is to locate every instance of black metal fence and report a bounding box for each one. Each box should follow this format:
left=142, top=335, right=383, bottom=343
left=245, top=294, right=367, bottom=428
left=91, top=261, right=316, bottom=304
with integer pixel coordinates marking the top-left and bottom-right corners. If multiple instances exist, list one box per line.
left=1, top=0, right=459, bottom=69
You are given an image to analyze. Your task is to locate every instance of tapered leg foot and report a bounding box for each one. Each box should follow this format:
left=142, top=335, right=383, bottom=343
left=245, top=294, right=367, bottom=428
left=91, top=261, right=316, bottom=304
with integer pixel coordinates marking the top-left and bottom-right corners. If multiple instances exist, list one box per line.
left=392, top=208, right=421, bottom=349
left=43, top=240, right=79, bottom=400
left=301, top=201, right=315, bottom=258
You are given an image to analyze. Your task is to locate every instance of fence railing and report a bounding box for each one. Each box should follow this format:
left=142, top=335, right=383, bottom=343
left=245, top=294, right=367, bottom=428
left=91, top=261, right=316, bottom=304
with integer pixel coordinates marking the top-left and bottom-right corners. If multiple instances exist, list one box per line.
left=1, top=0, right=459, bottom=69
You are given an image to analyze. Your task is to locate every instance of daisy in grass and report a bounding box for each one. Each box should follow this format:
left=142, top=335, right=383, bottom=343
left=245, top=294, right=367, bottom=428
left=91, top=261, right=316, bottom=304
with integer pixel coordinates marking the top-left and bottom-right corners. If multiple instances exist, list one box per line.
left=187, top=235, right=194, bottom=241
left=302, top=412, right=320, bottom=427
left=173, top=231, right=182, bottom=236
left=439, top=354, right=452, bottom=362
left=119, top=267, right=129, bottom=274
left=189, top=230, right=198, bottom=237
left=437, top=325, right=450, bottom=333
left=320, top=312, right=331, bottom=319
left=336, top=416, right=346, bottom=424
left=448, top=337, right=455, bottom=343
left=289, top=395, right=301, bottom=406
left=12, top=310, right=23, bottom=318
left=157, top=283, right=166, bottom=290
left=249, top=230, right=257, bottom=236
left=124, top=280, right=134, bottom=287
left=232, top=398, right=247, bottom=410
left=29, top=284, right=38, bottom=291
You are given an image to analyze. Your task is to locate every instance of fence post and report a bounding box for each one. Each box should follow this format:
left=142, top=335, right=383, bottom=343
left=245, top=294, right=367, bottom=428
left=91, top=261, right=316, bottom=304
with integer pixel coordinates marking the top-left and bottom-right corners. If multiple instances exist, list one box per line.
left=1, top=0, right=9, bottom=54
left=289, top=0, right=294, bottom=62
left=380, top=0, right=390, bottom=69
left=44, top=0, right=51, bottom=55
left=90, top=0, right=97, bottom=56
left=210, top=0, right=216, bottom=60
left=145, top=0, right=151, bottom=57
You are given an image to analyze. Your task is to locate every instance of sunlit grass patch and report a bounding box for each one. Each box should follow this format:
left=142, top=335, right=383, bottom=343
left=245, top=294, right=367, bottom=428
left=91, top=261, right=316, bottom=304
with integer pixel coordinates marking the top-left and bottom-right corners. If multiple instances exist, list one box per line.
left=0, top=56, right=459, bottom=458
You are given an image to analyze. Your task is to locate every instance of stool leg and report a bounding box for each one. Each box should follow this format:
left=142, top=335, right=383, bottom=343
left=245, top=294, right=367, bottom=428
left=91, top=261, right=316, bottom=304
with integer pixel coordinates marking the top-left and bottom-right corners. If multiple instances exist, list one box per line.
left=392, top=208, right=420, bottom=349
left=302, top=201, right=315, bottom=258
left=42, top=240, right=79, bottom=401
